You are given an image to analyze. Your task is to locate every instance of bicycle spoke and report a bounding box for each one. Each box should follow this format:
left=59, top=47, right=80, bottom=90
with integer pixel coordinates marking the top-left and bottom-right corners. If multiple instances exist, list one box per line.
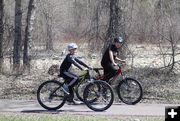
left=83, top=81, right=114, bottom=111
left=37, top=80, right=66, bottom=110
left=117, top=78, right=143, bottom=105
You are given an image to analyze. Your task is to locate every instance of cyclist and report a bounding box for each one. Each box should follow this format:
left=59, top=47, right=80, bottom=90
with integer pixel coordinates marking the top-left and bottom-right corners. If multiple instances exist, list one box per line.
left=59, top=43, right=90, bottom=104
left=101, top=36, right=126, bottom=81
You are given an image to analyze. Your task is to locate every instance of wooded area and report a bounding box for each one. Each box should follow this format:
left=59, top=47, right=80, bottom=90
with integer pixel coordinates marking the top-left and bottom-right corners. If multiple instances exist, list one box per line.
left=0, top=0, right=180, bottom=75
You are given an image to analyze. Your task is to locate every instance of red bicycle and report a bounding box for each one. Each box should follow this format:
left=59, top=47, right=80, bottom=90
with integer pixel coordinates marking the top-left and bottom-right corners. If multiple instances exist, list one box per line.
left=93, top=64, right=143, bottom=105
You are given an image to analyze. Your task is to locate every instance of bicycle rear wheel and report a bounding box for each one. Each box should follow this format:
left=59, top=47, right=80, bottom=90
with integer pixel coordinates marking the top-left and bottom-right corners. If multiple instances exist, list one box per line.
left=117, top=78, right=143, bottom=105
left=37, top=80, right=66, bottom=110
left=83, top=80, right=114, bottom=111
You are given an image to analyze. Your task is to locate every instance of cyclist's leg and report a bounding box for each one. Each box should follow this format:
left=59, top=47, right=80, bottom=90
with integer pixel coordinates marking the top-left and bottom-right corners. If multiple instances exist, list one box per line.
left=103, top=66, right=109, bottom=81
left=105, top=63, right=117, bottom=80
left=101, top=62, right=110, bottom=81
left=109, top=63, right=117, bottom=77
left=63, top=71, right=78, bottom=87
left=63, top=71, right=78, bottom=102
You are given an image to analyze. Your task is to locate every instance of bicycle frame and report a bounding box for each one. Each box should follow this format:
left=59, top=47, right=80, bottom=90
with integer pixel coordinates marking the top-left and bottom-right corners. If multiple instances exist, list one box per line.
left=78, top=70, right=89, bottom=82
left=78, top=71, right=89, bottom=84
left=112, top=65, right=125, bottom=81
left=75, top=69, right=95, bottom=86
left=94, top=64, right=125, bottom=82
left=49, top=70, right=90, bottom=101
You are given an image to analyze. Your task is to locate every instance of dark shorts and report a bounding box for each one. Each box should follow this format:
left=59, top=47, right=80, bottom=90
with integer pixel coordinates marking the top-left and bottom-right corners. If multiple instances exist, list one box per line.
left=101, top=62, right=117, bottom=81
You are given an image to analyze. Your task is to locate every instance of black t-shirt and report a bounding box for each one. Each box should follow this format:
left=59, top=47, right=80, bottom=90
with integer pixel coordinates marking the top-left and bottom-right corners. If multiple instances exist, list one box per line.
left=101, top=44, right=118, bottom=65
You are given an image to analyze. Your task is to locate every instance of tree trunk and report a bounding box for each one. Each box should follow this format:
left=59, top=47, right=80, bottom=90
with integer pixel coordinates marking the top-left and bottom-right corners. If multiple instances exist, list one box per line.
left=45, top=19, right=53, bottom=51
left=103, top=0, right=122, bottom=53
left=103, top=0, right=126, bottom=59
left=0, top=0, right=4, bottom=72
left=104, top=0, right=121, bottom=47
left=23, top=0, right=36, bottom=71
left=40, top=1, right=54, bottom=51
left=13, top=0, right=22, bottom=73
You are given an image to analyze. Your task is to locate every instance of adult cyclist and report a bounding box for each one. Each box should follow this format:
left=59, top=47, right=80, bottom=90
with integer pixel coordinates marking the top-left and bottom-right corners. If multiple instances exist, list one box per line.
left=101, top=36, right=126, bottom=81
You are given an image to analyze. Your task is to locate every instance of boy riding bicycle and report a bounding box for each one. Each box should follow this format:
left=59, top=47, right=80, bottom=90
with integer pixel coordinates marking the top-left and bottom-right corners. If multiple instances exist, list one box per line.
left=101, top=36, right=126, bottom=81
left=59, top=43, right=91, bottom=104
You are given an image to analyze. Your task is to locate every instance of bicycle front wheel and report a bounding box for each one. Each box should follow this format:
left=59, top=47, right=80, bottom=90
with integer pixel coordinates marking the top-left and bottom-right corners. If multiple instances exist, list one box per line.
left=83, top=80, right=114, bottom=111
left=75, top=81, right=88, bottom=102
left=37, top=80, right=66, bottom=110
left=117, top=78, right=143, bottom=105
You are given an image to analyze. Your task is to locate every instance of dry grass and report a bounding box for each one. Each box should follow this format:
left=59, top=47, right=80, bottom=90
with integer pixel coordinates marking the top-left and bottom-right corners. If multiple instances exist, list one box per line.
left=0, top=44, right=180, bottom=103
left=0, top=112, right=164, bottom=121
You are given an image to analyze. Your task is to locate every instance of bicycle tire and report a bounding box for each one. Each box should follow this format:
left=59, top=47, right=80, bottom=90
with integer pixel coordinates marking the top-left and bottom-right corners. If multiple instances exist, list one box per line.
left=117, top=78, right=143, bottom=105
left=83, top=80, right=114, bottom=111
left=75, top=81, right=88, bottom=102
left=75, top=79, right=100, bottom=103
left=37, top=80, right=66, bottom=110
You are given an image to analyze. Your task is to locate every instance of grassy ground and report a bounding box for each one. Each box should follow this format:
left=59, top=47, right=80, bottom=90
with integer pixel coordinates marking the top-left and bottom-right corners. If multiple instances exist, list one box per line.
left=0, top=44, right=180, bottom=102
left=0, top=113, right=164, bottom=121
left=0, top=44, right=177, bottom=120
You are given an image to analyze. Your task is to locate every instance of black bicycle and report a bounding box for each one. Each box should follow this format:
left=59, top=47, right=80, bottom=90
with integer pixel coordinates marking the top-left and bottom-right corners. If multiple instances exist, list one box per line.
left=37, top=69, right=114, bottom=111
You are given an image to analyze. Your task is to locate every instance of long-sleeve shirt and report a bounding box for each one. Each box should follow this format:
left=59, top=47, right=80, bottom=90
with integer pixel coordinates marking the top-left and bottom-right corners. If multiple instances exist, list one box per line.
left=60, top=54, right=89, bottom=73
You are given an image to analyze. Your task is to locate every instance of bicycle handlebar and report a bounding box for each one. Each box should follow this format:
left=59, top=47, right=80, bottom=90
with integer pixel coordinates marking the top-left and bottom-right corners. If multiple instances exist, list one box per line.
left=117, top=63, right=126, bottom=68
left=85, top=63, right=125, bottom=78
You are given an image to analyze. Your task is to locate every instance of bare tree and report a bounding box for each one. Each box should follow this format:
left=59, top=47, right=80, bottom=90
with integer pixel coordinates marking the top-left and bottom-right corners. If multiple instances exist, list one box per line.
left=104, top=0, right=121, bottom=46
left=87, top=1, right=104, bottom=53
left=154, top=0, right=180, bottom=74
left=39, top=0, right=54, bottom=51
left=23, top=0, right=36, bottom=71
left=0, top=0, right=4, bottom=72
left=103, top=0, right=127, bottom=60
left=13, top=0, right=22, bottom=72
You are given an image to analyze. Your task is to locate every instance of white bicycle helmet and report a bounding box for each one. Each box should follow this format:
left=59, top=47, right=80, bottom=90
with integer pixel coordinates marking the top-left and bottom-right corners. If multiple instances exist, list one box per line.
left=67, top=43, right=78, bottom=50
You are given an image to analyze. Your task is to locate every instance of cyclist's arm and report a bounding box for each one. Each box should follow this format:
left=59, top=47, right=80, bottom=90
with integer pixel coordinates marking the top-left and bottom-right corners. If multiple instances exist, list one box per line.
left=115, top=56, right=126, bottom=63
left=115, top=56, right=124, bottom=61
left=75, top=58, right=90, bottom=69
left=68, top=56, right=83, bottom=70
left=109, top=50, right=117, bottom=65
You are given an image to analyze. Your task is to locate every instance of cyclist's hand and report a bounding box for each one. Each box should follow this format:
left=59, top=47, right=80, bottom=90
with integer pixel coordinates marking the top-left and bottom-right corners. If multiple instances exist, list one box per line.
left=88, top=66, right=93, bottom=70
left=121, top=60, right=126, bottom=64
left=113, top=62, right=118, bottom=66
left=118, top=61, right=126, bottom=67
left=83, top=68, right=89, bottom=71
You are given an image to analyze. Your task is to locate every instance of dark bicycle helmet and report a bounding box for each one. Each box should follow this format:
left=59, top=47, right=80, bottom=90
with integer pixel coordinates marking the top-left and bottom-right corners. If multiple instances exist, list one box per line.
left=67, top=43, right=78, bottom=50
left=114, top=36, right=124, bottom=43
